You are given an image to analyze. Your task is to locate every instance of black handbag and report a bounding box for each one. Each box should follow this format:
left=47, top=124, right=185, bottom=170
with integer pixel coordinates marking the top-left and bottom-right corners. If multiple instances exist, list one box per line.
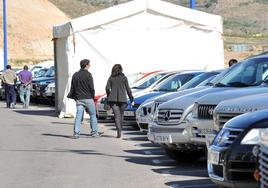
left=103, top=97, right=111, bottom=111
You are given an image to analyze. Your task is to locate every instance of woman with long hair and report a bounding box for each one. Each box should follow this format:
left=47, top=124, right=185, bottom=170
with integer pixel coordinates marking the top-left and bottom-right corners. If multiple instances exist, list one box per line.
left=105, top=64, right=134, bottom=138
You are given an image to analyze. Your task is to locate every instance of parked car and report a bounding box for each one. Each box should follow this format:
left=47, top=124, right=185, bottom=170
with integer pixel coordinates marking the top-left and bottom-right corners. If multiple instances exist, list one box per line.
left=208, top=108, right=268, bottom=188
left=123, top=71, right=204, bottom=123
left=148, top=52, right=268, bottom=161
left=127, top=70, right=162, bottom=87
left=136, top=70, right=222, bottom=132
left=44, top=82, right=55, bottom=104
left=97, top=71, right=172, bottom=120
left=31, top=66, right=55, bottom=101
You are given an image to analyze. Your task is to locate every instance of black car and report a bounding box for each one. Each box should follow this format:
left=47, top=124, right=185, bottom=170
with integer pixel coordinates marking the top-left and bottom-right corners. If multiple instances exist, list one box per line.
left=31, top=66, right=55, bottom=101
left=207, top=109, right=268, bottom=188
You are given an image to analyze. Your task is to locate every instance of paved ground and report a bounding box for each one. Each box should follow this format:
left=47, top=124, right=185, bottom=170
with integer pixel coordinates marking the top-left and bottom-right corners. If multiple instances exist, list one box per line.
left=0, top=101, right=219, bottom=188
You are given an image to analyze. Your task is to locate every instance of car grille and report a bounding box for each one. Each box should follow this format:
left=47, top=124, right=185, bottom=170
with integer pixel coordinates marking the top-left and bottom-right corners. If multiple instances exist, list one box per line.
left=139, top=123, right=148, bottom=130
left=219, top=127, right=244, bottom=147
left=216, top=112, right=243, bottom=130
left=260, top=144, right=268, bottom=188
left=156, top=109, right=183, bottom=125
left=197, top=104, right=217, bottom=119
left=228, top=161, right=256, bottom=181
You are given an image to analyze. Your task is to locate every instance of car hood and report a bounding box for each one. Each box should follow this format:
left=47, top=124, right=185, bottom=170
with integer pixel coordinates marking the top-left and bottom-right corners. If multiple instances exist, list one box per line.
left=225, top=108, right=268, bottom=129
left=196, top=86, right=268, bottom=105
left=145, top=86, right=209, bottom=103
left=215, top=93, right=268, bottom=114
left=158, top=87, right=229, bottom=110
left=32, top=77, right=54, bottom=83
left=133, top=91, right=168, bottom=105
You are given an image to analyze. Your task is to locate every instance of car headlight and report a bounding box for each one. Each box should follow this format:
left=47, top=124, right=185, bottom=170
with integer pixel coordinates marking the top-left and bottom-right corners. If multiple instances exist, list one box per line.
left=192, top=102, right=198, bottom=118
left=216, top=129, right=230, bottom=146
left=180, top=104, right=193, bottom=123
left=241, top=128, right=265, bottom=145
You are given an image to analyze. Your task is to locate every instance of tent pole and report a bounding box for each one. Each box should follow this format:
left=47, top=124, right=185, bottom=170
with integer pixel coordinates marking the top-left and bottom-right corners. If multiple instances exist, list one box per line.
left=53, top=38, right=58, bottom=113
left=3, top=0, right=8, bottom=70
left=190, top=0, right=196, bottom=9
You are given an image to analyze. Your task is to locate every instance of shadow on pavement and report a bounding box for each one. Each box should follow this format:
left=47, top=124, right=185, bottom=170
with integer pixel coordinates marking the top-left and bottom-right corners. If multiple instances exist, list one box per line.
left=42, top=133, right=114, bottom=139
left=14, top=109, right=56, bottom=117
left=166, top=179, right=219, bottom=188
left=0, top=148, right=102, bottom=155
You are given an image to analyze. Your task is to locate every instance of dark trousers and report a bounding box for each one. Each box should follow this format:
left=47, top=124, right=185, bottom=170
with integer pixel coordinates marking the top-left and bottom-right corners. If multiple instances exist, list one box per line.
left=111, top=103, right=127, bottom=137
left=5, top=84, right=16, bottom=107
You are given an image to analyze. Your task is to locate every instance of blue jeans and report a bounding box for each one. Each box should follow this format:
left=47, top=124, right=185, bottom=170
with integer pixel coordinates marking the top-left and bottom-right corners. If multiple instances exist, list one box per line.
left=5, top=84, right=16, bottom=107
left=19, top=85, right=31, bottom=108
left=74, top=99, right=98, bottom=135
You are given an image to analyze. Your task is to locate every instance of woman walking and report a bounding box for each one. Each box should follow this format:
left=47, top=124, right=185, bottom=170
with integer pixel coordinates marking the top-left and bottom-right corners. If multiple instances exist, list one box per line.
left=105, top=64, right=134, bottom=138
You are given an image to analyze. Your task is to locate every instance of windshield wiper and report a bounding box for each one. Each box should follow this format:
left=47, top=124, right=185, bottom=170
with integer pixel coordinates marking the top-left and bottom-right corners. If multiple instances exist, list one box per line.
left=227, top=82, right=253, bottom=87
left=214, top=82, right=227, bottom=87
left=205, top=82, right=214, bottom=86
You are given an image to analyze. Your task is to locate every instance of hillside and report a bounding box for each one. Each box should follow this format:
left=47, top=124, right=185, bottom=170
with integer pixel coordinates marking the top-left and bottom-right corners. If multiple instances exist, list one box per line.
left=0, top=0, right=267, bottom=66
left=0, top=0, right=69, bottom=66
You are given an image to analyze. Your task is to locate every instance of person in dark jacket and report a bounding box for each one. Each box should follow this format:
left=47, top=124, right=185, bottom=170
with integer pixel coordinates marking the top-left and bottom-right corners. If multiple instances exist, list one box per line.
left=105, top=64, right=134, bottom=138
left=67, top=59, right=99, bottom=138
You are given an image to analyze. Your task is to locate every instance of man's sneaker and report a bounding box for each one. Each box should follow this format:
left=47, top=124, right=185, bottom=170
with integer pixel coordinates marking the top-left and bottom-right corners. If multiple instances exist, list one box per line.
left=92, top=133, right=101, bottom=138
left=72, top=133, right=79, bottom=139
left=10, top=103, right=15, bottom=109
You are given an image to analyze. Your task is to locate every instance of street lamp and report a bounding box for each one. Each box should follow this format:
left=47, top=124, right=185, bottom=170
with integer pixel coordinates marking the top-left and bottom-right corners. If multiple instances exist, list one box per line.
left=3, top=0, right=8, bottom=70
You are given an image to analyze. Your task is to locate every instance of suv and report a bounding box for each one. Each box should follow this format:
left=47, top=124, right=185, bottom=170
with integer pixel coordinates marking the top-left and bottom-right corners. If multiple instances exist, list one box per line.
left=136, top=70, right=222, bottom=132
left=31, top=66, right=55, bottom=101
left=123, top=71, right=204, bottom=123
left=189, top=86, right=268, bottom=146
left=138, top=67, right=235, bottom=133
left=208, top=108, right=268, bottom=188
left=148, top=52, right=268, bottom=161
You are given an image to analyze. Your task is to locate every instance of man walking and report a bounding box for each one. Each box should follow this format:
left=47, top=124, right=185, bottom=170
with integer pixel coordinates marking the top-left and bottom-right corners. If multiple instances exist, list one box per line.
left=67, top=59, right=99, bottom=138
left=0, top=65, right=17, bottom=108
left=18, top=65, right=32, bottom=108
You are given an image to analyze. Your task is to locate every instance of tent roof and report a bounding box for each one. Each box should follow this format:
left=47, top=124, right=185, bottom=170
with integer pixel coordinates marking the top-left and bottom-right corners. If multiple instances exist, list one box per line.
left=53, top=0, right=222, bottom=38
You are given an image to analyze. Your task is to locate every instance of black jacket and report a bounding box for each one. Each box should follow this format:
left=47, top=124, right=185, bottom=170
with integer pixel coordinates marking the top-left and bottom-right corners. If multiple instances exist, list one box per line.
left=105, top=74, right=133, bottom=103
left=67, top=69, right=95, bottom=100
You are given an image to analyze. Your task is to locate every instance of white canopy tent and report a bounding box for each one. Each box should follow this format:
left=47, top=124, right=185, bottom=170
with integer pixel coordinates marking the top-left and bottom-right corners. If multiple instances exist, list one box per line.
left=53, top=0, right=224, bottom=117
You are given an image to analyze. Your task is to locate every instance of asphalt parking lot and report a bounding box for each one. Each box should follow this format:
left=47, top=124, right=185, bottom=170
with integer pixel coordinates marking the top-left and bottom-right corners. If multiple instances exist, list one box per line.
left=0, top=101, right=219, bottom=188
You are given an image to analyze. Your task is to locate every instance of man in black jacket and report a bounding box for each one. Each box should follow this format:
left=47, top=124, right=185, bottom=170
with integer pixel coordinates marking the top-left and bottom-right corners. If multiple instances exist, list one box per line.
left=68, top=59, right=99, bottom=138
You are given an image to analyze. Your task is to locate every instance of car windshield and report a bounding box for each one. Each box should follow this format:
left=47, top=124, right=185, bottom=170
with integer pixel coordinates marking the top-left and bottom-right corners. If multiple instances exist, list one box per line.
left=34, top=68, right=49, bottom=78
left=216, top=57, right=268, bottom=87
left=131, top=72, right=167, bottom=89
left=127, top=72, right=145, bottom=87
left=153, top=73, right=196, bottom=92
left=178, top=71, right=220, bottom=90
left=45, top=66, right=55, bottom=77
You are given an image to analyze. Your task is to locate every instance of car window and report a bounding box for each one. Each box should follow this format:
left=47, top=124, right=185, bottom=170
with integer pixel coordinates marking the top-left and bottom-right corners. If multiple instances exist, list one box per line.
left=218, top=58, right=268, bottom=87
left=132, top=73, right=166, bottom=89
left=155, top=74, right=194, bottom=91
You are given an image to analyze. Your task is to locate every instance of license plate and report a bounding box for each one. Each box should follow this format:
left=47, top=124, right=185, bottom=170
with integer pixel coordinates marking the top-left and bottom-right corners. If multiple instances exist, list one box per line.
left=208, top=149, right=220, bottom=165
left=124, top=111, right=135, bottom=116
left=153, top=134, right=172, bottom=143
left=197, top=128, right=215, bottom=136
left=139, top=116, right=147, bottom=123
